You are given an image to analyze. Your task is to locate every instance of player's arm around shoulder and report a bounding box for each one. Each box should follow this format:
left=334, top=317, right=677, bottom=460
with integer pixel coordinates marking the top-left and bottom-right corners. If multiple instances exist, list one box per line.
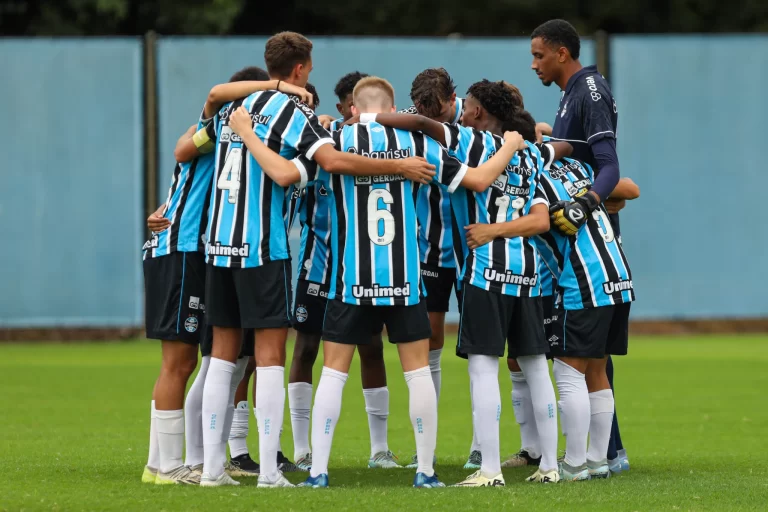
left=464, top=203, right=549, bottom=250
left=459, top=131, right=527, bottom=192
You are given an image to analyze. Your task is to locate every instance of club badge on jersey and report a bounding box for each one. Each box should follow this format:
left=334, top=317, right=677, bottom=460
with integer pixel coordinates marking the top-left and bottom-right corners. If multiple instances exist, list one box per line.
left=533, top=158, right=634, bottom=310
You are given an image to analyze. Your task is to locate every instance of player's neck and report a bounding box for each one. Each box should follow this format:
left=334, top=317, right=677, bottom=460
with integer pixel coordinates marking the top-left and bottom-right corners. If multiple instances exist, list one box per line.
left=557, top=60, right=583, bottom=91
left=480, top=118, right=504, bottom=137
left=271, top=75, right=298, bottom=87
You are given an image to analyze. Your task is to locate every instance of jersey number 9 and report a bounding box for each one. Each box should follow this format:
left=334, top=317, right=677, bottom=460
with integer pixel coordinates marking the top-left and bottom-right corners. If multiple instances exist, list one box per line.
left=367, top=189, right=395, bottom=246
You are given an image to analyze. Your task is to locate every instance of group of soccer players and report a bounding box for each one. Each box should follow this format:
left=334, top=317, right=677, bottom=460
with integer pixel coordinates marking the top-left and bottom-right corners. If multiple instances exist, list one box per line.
left=141, top=19, right=640, bottom=489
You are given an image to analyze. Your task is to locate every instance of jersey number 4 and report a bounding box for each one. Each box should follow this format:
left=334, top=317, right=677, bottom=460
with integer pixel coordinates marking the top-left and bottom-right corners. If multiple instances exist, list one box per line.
left=217, top=147, right=242, bottom=204
left=367, top=189, right=395, bottom=246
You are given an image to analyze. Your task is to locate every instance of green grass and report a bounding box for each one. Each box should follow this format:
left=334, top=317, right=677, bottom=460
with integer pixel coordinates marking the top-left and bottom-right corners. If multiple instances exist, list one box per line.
left=2, top=335, right=768, bottom=511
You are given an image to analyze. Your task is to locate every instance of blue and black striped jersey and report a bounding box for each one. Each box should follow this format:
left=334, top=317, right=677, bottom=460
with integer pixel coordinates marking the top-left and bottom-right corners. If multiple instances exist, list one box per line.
left=445, top=124, right=555, bottom=297
left=144, top=111, right=214, bottom=259
left=533, top=158, right=634, bottom=309
left=296, top=123, right=468, bottom=306
left=296, top=182, right=333, bottom=284
left=205, top=91, right=334, bottom=269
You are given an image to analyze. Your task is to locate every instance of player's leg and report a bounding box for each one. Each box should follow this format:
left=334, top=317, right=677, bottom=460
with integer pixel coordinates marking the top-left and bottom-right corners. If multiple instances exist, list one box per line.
left=584, top=356, right=613, bottom=479
left=226, top=339, right=259, bottom=477
left=184, top=328, right=212, bottom=474
left=287, top=279, right=326, bottom=470
left=454, top=285, right=507, bottom=487
left=199, top=264, right=244, bottom=487
left=606, top=355, right=630, bottom=473
left=502, top=357, right=542, bottom=469
left=384, top=301, right=444, bottom=488
left=144, top=252, right=205, bottom=485
left=299, top=299, right=372, bottom=488
left=359, top=333, right=400, bottom=468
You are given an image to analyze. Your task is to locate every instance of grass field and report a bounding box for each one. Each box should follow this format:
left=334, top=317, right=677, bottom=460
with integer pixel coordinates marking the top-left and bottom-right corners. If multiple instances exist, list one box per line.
left=2, top=335, right=767, bottom=511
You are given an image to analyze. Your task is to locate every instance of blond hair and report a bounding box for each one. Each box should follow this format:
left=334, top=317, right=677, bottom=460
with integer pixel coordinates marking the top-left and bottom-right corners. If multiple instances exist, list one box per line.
left=352, top=77, right=395, bottom=111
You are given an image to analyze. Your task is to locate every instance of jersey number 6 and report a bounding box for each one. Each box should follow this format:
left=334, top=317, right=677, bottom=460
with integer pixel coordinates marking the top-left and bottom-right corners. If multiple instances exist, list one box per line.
left=367, top=189, right=395, bottom=246
left=217, top=147, right=242, bottom=204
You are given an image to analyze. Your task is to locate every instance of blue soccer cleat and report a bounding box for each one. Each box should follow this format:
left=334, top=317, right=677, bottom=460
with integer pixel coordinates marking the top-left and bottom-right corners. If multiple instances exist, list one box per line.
left=297, top=473, right=329, bottom=488
left=414, top=472, right=446, bottom=488
left=608, top=448, right=630, bottom=474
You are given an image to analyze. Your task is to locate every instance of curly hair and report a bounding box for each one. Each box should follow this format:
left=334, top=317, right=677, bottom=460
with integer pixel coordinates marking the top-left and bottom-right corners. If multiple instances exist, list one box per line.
left=466, top=79, right=518, bottom=125
left=333, top=71, right=369, bottom=101
left=502, top=109, right=537, bottom=143
left=305, top=82, right=320, bottom=109
left=409, top=68, right=456, bottom=119
left=228, top=66, right=269, bottom=82
left=499, top=81, right=524, bottom=110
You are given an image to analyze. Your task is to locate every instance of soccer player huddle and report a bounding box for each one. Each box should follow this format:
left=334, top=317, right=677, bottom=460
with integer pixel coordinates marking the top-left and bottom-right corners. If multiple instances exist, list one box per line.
left=141, top=19, right=641, bottom=489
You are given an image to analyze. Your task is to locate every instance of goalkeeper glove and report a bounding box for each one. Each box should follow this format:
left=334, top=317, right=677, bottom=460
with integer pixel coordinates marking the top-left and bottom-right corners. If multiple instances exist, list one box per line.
left=549, top=191, right=599, bottom=236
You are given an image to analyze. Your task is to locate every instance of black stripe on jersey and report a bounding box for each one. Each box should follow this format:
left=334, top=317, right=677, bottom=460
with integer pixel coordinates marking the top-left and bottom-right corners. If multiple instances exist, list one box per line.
left=299, top=187, right=317, bottom=280
left=521, top=239, right=536, bottom=298
left=615, top=235, right=634, bottom=300
left=355, top=124, right=374, bottom=306
left=411, top=132, right=426, bottom=202
left=170, top=158, right=198, bottom=251
left=488, top=139, right=507, bottom=290
left=164, top=163, right=183, bottom=255
left=197, top=170, right=213, bottom=252
left=332, top=173, right=348, bottom=300
left=229, top=144, right=250, bottom=267
left=383, top=127, right=408, bottom=306
left=568, top=236, right=593, bottom=307
left=450, top=212, right=465, bottom=272
left=586, top=213, right=622, bottom=303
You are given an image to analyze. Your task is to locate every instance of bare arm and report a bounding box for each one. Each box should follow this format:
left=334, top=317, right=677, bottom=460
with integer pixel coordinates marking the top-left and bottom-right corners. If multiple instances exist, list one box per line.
left=549, top=141, right=573, bottom=160
left=238, top=129, right=302, bottom=187
left=346, top=113, right=447, bottom=146
left=609, top=177, right=640, bottom=200
left=174, top=123, right=215, bottom=163
left=460, top=131, right=527, bottom=192
left=204, top=80, right=313, bottom=119
left=464, top=204, right=550, bottom=249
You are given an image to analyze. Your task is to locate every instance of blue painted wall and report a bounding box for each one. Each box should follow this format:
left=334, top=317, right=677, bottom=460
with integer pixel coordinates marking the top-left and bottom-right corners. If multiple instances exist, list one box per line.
left=0, top=39, right=144, bottom=327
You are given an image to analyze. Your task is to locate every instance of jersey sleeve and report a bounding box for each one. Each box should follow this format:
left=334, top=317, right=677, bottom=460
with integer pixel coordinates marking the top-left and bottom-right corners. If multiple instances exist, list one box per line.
left=290, top=154, right=320, bottom=190
left=534, top=142, right=556, bottom=170
left=442, top=123, right=462, bottom=152
left=579, top=91, right=616, bottom=145
left=281, top=100, right=336, bottom=160
left=423, top=134, right=467, bottom=193
left=532, top=181, right=550, bottom=208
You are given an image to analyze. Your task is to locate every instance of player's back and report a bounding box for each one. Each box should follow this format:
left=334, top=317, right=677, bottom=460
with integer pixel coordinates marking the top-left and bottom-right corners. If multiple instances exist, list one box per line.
left=534, top=157, right=633, bottom=309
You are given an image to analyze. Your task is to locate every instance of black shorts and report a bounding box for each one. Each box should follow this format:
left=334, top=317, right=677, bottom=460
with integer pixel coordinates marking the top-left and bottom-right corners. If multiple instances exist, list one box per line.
left=549, top=302, right=631, bottom=359
left=322, top=299, right=431, bottom=345
left=421, top=263, right=458, bottom=313
left=457, top=284, right=548, bottom=359
left=205, top=260, right=293, bottom=329
left=293, top=279, right=329, bottom=336
left=144, top=251, right=206, bottom=344
left=200, top=328, right=255, bottom=358
left=542, top=295, right=558, bottom=348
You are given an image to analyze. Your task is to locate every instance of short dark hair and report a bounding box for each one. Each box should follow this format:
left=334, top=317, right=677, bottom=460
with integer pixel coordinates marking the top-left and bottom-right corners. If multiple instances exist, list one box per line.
left=466, top=79, right=517, bottom=125
left=334, top=71, right=369, bottom=101
left=499, top=81, right=524, bottom=110
left=502, top=109, right=537, bottom=143
left=531, top=19, right=581, bottom=60
left=410, top=68, right=456, bottom=118
left=264, top=31, right=313, bottom=78
left=305, top=82, right=320, bottom=109
left=228, top=66, right=269, bottom=82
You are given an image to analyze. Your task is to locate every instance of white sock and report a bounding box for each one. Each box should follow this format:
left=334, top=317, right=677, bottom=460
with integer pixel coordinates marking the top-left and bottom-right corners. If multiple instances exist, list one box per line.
left=255, top=366, right=286, bottom=480
left=517, top=355, right=559, bottom=471
left=428, top=349, right=442, bottom=402
left=184, top=356, right=209, bottom=467
left=468, top=354, right=501, bottom=477
left=310, top=367, right=348, bottom=478
left=586, top=389, right=615, bottom=463
left=228, top=401, right=250, bottom=459
left=510, top=371, right=540, bottom=458
left=147, top=400, right=159, bottom=469
left=404, top=366, right=437, bottom=477
left=156, top=409, right=184, bottom=473
left=288, top=382, right=313, bottom=459
left=469, top=378, right=481, bottom=453
left=553, top=359, right=590, bottom=467
left=363, top=387, right=390, bottom=457
left=223, top=357, right=249, bottom=453
left=202, top=357, right=235, bottom=478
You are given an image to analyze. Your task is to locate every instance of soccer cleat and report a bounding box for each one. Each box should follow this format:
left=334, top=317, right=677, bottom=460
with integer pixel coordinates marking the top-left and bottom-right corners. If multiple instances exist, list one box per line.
left=405, top=453, right=437, bottom=469
left=463, top=450, right=482, bottom=470
left=297, top=473, right=329, bottom=488
left=368, top=450, right=402, bottom=469
left=413, top=472, right=446, bottom=488
left=558, top=461, right=591, bottom=482
left=200, top=471, right=240, bottom=487
left=526, top=468, right=560, bottom=483
left=608, top=449, right=630, bottom=474
left=225, top=453, right=260, bottom=477
left=141, top=465, right=157, bottom=484
left=295, top=453, right=312, bottom=472
left=277, top=451, right=300, bottom=472
left=188, top=463, right=203, bottom=476
left=587, top=459, right=611, bottom=479
left=155, top=465, right=201, bottom=485
left=502, top=449, right=542, bottom=468
left=454, top=470, right=505, bottom=487
left=258, top=470, right=295, bottom=488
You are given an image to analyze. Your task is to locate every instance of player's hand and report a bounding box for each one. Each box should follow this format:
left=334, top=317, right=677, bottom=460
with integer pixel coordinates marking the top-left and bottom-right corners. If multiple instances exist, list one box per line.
left=398, top=156, right=436, bottom=185
left=535, top=122, right=552, bottom=143
left=277, top=82, right=313, bottom=108
left=228, top=106, right=253, bottom=136
left=147, top=205, right=170, bottom=233
left=317, top=114, right=336, bottom=130
left=549, top=192, right=598, bottom=236
left=343, top=115, right=360, bottom=126
left=503, top=130, right=526, bottom=150
left=604, top=198, right=626, bottom=214
left=464, top=223, right=498, bottom=250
